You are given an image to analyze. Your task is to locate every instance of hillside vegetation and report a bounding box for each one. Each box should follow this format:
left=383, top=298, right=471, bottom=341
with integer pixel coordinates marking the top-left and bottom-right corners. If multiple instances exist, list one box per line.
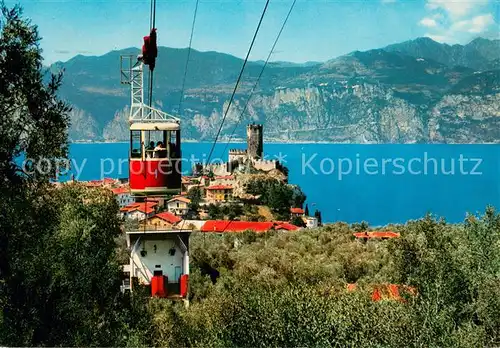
left=128, top=208, right=500, bottom=347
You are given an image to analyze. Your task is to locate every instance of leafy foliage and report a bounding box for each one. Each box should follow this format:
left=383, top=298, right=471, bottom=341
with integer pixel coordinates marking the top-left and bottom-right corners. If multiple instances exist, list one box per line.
left=186, top=186, right=202, bottom=212
left=291, top=215, right=306, bottom=227
left=246, top=177, right=306, bottom=219
left=145, top=209, right=500, bottom=347
left=206, top=203, right=224, bottom=220
left=351, top=221, right=369, bottom=232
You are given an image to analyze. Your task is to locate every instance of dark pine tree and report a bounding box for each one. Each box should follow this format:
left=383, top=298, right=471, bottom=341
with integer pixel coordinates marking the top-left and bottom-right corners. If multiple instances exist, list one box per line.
left=314, top=209, right=323, bottom=226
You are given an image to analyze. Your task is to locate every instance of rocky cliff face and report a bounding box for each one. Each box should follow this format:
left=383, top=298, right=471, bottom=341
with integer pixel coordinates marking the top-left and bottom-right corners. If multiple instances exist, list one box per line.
left=54, top=37, right=499, bottom=143
left=181, top=76, right=499, bottom=143
left=68, top=107, right=100, bottom=141
left=429, top=93, right=500, bottom=143
left=102, top=106, right=129, bottom=142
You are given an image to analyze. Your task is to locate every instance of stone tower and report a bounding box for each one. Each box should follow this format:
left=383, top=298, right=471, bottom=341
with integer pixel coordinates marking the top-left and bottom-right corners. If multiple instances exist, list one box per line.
left=246, top=123, right=263, bottom=159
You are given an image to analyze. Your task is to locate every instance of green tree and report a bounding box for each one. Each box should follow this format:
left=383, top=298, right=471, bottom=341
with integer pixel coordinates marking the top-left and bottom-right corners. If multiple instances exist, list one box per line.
left=351, top=221, right=368, bottom=232
left=0, top=4, right=71, bottom=345
left=207, top=203, right=223, bottom=220
left=290, top=185, right=306, bottom=208
left=0, top=6, right=148, bottom=346
left=389, top=209, right=500, bottom=346
left=246, top=178, right=307, bottom=220
left=224, top=202, right=243, bottom=220
left=304, top=204, right=309, bottom=216
left=187, top=186, right=202, bottom=212
left=314, top=209, right=323, bottom=226
left=291, top=215, right=306, bottom=227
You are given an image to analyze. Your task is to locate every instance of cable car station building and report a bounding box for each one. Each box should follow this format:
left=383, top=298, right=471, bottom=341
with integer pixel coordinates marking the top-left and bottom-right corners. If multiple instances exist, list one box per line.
left=126, top=228, right=190, bottom=302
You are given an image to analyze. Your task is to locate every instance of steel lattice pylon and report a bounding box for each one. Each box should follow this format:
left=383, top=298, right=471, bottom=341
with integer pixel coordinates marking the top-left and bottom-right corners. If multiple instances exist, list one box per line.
left=120, top=55, right=180, bottom=124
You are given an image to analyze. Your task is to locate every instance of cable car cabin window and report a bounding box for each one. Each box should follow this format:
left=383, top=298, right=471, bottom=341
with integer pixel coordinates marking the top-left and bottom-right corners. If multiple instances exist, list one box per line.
left=144, top=130, right=180, bottom=159
left=145, top=130, right=167, bottom=159
left=169, top=131, right=180, bottom=159
left=130, top=131, right=142, bottom=159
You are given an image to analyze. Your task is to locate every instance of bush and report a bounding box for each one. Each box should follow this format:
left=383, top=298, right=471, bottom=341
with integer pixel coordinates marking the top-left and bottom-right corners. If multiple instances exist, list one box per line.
left=245, top=178, right=306, bottom=217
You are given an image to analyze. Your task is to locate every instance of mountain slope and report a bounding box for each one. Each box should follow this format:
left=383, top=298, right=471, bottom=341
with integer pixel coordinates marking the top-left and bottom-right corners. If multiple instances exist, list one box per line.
left=51, top=37, right=500, bottom=143
left=383, top=37, right=500, bottom=70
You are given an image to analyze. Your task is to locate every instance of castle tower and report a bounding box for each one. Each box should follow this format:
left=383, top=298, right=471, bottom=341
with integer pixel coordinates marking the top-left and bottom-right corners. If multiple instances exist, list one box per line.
left=247, top=124, right=263, bottom=159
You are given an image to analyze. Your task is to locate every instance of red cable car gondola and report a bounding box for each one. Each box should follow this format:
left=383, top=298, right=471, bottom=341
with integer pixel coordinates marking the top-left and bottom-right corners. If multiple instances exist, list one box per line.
left=129, top=122, right=182, bottom=196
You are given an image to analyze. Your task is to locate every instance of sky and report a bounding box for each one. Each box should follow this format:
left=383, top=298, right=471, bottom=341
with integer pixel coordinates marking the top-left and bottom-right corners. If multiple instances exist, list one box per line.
left=11, top=0, right=500, bottom=64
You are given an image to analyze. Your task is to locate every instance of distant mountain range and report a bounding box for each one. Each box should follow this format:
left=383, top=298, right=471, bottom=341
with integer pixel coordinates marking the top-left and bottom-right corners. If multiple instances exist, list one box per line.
left=50, top=37, right=500, bottom=143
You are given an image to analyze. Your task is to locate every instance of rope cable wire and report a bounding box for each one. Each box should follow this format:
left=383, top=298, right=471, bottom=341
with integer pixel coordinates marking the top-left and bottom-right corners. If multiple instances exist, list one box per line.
left=170, top=0, right=200, bottom=234
left=146, top=0, right=156, bottom=145
left=152, top=0, right=156, bottom=29
left=150, top=0, right=153, bottom=29
left=220, top=0, right=296, bottom=160
left=178, top=0, right=200, bottom=115
left=205, top=0, right=271, bottom=169
left=214, top=0, right=297, bottom=235
left=148, top=0, right=157, bottom=110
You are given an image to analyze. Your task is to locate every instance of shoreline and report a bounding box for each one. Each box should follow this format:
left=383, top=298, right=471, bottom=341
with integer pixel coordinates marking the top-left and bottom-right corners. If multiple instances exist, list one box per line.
left=70, top=140, right=500, bottom=145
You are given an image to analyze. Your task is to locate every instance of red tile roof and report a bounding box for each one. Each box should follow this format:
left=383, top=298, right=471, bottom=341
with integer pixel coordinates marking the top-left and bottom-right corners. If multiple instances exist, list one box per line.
left=168, top=196, right=191, bottom=204
left=206, top=185, right=233, bottom=190
left=111, top=187, right=129, bottom=195
left=85, top=180, right=102, bottom=187
left=120, top=203, right=140, bottom=212
left=290, top=207, right=305, bottom=214
left=135, top=206, right=155, bottom=214
left=347, top=283, right=417, bottom=303
left=153, top=212, right=182, bottom=224
left=120, top=202, right=157, bottom=213
left=353, top=231, right=400, bottom=239
left=201, top=220, right=299, bottom=233
left=274, top=222, right=300, bottom=230
left=103, top=178, right=116, bottom=184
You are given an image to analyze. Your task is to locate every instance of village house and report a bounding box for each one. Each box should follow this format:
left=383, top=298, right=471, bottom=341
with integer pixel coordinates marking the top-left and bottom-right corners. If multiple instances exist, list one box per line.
left=211, top=175, right=235, bottom=186
left=200, top=220, right=299, bottom=233
left=111, top=187, right=134, bottom=208
left=84, top=180, right=103, bottom=188
left=304, top=216, right=318, bottom=228
left=205, top=185, right=233, bottom=202
left=290, top=207, right=305, bottom=219
left=102, top=177, right=118, bottom=187
left=121, top=202, right=157, bottom=220
left=146, top=212, right=182, bottom=229
left=167, top=196, right=191, bottom=216
left=84, top=177, right=119, bottom=188
left=186, top=183, right=205, bottom=195
left=181, top=176, right=193, bottom=192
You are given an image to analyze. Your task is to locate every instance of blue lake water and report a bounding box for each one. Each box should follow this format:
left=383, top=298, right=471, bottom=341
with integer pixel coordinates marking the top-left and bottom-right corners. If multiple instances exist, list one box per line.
left=63, top=142, right=500, bottom=226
